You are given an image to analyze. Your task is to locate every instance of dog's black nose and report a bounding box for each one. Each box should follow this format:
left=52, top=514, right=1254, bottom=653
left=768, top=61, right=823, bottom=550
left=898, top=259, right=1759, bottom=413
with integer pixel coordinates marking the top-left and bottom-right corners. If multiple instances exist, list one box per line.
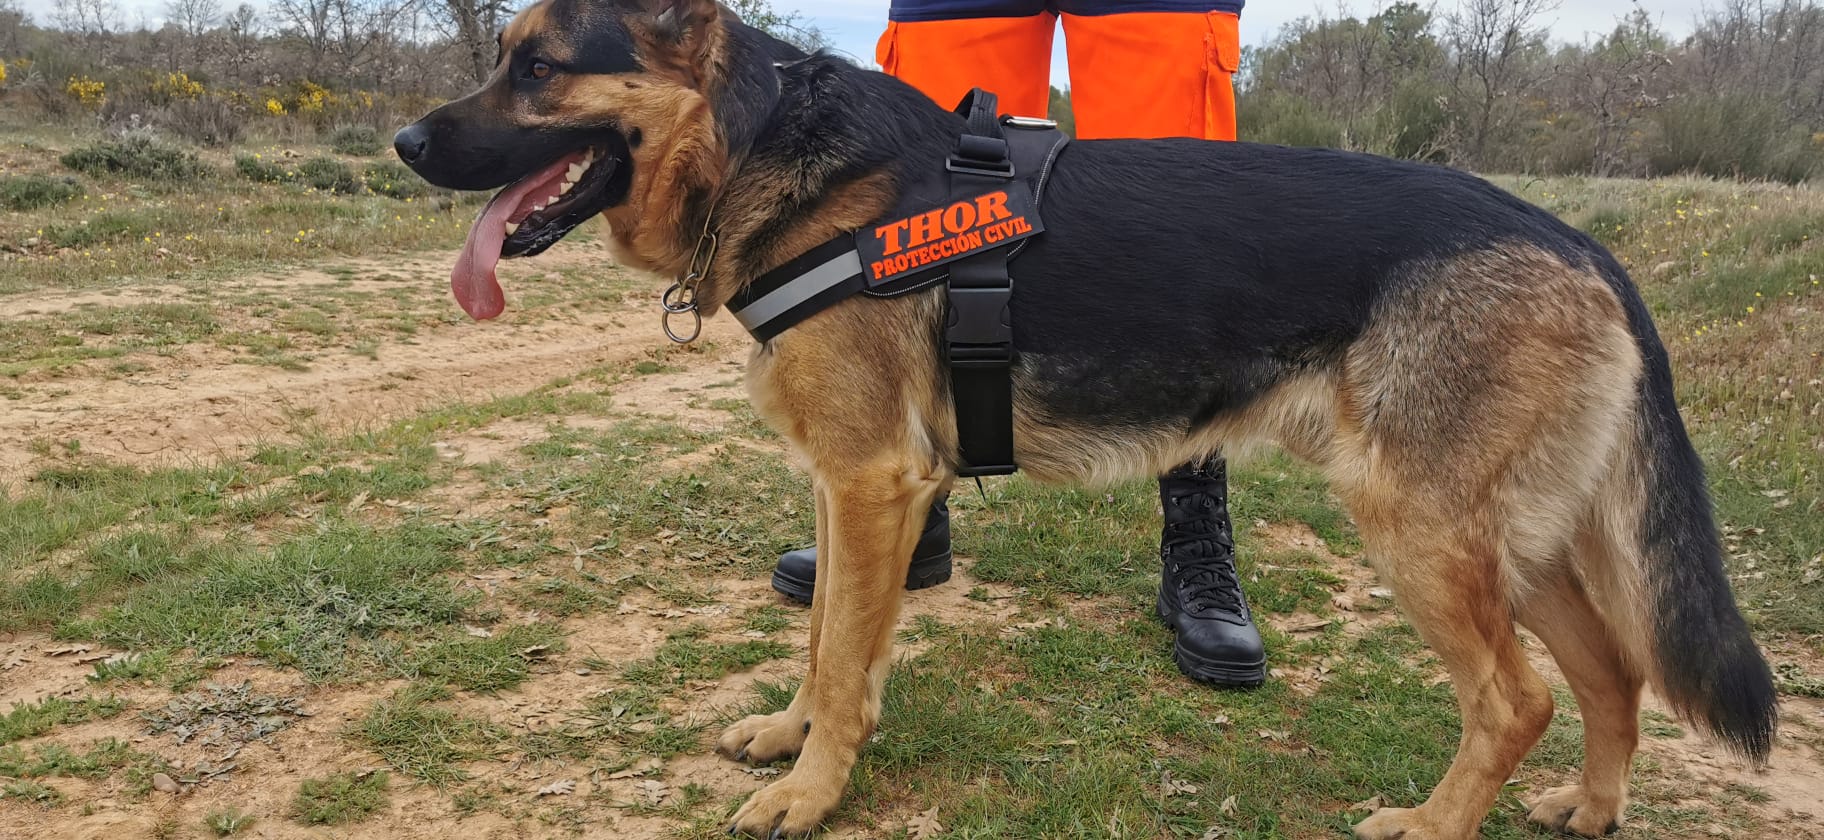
left=393, top=123, right=430, bottom=165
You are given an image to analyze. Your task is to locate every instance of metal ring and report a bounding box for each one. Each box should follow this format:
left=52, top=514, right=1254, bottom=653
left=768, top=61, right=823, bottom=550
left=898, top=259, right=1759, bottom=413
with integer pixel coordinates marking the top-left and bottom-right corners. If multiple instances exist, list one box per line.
left=661, top=282, right=696, bottom=313
left=662, top=308, right=702, bottom=343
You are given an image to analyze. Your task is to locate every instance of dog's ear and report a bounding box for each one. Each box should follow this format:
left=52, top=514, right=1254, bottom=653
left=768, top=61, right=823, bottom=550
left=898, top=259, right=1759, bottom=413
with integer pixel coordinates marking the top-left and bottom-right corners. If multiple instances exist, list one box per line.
left=645, top=0, right=717, bottom=40
left=631, top=0, right=721, bottom=86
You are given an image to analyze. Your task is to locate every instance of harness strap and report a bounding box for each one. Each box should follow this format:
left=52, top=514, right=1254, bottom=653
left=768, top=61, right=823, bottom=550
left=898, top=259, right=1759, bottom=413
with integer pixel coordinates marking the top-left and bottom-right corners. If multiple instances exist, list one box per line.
left=728, top=237, right=865, bottom=342
left=944, top=89, right=1018, bottom=477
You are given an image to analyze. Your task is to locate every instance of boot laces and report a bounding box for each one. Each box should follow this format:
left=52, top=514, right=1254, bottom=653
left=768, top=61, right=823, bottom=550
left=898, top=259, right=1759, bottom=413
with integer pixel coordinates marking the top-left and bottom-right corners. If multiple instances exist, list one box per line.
left=1162, top=489, right=1243, bottom=616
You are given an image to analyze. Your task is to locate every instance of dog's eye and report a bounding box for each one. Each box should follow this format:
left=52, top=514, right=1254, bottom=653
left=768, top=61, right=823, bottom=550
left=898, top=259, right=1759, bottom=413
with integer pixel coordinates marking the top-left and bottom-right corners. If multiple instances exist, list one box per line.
left=527, top=60, right=552, bottom=80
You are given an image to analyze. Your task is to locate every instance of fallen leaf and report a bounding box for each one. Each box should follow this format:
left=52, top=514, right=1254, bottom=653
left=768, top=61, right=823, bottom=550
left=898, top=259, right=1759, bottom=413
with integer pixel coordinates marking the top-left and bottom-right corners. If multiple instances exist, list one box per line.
left=463, top=625, right=494, bottom=638
left=536, top=779, right=575, bottom=797
left=1198, top=828, right=1231, bottom=840
left=1279, top=615, right=1331, bottom=633
left=43, top=644, right=93, bottom=657
left=517, top=644, right=552, bottom=661
left=1350, top=794, right=1386, bottom=812
left=739, top=767, right=781, bottom=778
left=1219, top=794, right=1238, bottom=815
left=1256, top=729, right=1290, bottom=742
left=606, top=758, right=661, bottom=779
left=636, top=779, right=668, bottom=805
left=906, top=806, right=944, bottom=840
left=1163, top=770, right=1200, bottom=796
left=1367, top=587, right=1394, bottom=600
left=1330, top=593, right=1356, bottom=611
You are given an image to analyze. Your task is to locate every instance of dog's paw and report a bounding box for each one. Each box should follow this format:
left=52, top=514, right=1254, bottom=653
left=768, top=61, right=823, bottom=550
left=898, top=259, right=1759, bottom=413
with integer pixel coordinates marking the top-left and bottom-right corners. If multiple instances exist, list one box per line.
left=1352, top=806, right=1443, bottom=840
left=717, top=710, right=809, bottom=765
left=1527, top=785, right=1623, bottom=836
left=725, top=771, right=843, bottom=838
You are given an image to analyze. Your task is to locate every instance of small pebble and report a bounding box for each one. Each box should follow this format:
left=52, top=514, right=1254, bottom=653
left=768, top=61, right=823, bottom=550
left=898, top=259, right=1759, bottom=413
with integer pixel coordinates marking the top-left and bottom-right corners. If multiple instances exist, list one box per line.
left=151, top=772, right=179, bottom=793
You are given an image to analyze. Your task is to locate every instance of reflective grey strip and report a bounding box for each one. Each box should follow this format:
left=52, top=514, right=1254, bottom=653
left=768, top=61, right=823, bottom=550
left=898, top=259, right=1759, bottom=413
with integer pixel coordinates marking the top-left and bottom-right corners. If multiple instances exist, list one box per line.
left=730, top=249, right=864, bottom=333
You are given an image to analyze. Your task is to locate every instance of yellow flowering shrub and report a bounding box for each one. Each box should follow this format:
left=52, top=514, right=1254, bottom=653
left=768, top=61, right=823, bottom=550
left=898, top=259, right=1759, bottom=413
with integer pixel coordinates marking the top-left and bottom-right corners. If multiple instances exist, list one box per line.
left=154, top=71, right=205, bottom=100
left=66, top=76, right=106, bottom=108
left=266, top=98, right=287, bottom=116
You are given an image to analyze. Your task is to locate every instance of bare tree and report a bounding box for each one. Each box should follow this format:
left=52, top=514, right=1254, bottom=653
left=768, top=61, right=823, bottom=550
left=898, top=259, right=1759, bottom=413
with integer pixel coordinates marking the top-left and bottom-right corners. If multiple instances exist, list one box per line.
left=1443, top=0, right=1557, bottom=167
left=51, top=0, right=120, bottom=36
left=437, top=0, right=514, bottom=84
left=0, top=0, right=28, bottom=56
left=1563, top=7, right=1668, bottom=175
left=165, top=0, right=218, bottom=38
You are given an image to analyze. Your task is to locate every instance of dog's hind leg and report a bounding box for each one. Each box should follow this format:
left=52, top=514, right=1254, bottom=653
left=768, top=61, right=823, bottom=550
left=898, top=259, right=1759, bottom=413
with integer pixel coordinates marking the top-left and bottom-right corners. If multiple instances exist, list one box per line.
left=1349, top=521, right=1556, bottom=840
left=725, top=459, right=942, bottom=838
left=718, top=485, right=834, bottom=765
left=1514, top=558, right=1642, bottom=837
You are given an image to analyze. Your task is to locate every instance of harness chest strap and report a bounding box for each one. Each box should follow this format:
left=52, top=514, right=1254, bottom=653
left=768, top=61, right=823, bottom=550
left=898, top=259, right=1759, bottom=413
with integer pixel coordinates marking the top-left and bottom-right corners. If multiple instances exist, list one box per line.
left=727, top=89, right=1069, bottom=476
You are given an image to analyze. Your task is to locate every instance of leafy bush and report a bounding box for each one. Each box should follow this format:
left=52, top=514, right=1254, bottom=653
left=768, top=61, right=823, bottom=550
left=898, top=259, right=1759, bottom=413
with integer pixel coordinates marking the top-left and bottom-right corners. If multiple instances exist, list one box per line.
left=60, top=134, right=209, bottom=180
left=328, top=124, right=383, bottom=156
left=46, top=212, right=146, bottom=248
left=1651, top=95, right=1823, bottom=184
left=0, top=175, right=84, bottom=211
left=233, top=154, right=291, bottom=184
left=361, top=161, right=427, bottom=199
left=296, top=157, right=360, bottom=194
left=161, top=98, right=244, bottom=148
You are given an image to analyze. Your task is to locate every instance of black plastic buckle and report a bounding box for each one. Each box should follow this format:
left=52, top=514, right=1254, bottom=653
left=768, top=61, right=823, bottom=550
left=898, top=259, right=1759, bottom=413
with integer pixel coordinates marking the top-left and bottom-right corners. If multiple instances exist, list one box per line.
left=946, top=286, right=1012, bottom=346
left=946, top=155, right=1014, bottom=179
left=947, top=135, right=1014, bottom=178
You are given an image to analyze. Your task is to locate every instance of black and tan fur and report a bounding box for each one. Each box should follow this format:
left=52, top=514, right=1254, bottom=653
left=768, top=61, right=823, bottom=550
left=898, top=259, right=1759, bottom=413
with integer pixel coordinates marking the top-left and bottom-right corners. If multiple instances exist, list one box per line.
left=396, top=0, right=1780, bottom=836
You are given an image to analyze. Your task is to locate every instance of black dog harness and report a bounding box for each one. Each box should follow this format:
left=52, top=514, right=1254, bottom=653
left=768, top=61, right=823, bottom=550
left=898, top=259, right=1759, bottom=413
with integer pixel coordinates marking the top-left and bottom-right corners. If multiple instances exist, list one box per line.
left=727, top=90, right=1070, bottom=476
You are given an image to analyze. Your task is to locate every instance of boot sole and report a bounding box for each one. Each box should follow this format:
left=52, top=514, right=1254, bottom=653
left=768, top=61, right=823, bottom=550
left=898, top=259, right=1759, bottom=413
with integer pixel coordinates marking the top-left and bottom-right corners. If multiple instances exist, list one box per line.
left=1156, top=594, right=1267, bottom=688
left=771, top=552, right=954, bottom=604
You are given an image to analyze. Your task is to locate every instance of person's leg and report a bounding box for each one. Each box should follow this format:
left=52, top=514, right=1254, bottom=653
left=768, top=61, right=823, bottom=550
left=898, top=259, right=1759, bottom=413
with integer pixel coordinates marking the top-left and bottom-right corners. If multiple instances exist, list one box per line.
left=1057, top=1, right=1241, bottom=140
left=1054, top=1, right=1260, bottom=685
left=771, top=0, right=1056, bottom=603
left=876, top=2, right=1057, bottom=118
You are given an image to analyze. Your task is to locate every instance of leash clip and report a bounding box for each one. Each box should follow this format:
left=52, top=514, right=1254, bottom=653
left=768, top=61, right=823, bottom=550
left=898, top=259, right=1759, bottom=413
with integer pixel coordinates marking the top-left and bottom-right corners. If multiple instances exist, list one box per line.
left=660, top=230, right=718, bottom=344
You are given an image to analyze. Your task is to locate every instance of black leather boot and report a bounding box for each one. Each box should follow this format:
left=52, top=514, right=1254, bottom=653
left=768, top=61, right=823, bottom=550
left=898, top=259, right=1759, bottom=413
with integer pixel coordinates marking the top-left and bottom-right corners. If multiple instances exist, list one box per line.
left=1156, top=458, right=1266, bottom=687
left=770, top=498, right=953, bottom=603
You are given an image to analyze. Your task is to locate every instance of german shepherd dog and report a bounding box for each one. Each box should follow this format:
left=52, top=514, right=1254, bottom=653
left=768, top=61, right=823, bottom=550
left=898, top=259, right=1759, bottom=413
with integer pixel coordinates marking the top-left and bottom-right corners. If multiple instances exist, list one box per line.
left=394, top=0, right=1779, bottom=836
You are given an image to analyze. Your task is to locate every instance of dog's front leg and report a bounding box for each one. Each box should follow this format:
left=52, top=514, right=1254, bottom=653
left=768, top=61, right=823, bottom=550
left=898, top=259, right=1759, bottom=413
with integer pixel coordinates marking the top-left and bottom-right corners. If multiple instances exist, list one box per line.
left=726, top=462, right=940, bottom=838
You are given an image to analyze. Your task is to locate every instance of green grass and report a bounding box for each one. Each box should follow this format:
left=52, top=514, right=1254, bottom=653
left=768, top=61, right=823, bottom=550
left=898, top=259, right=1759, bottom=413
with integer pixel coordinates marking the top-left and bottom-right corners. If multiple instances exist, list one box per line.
left=0, top=696, right=128, bottom=746
left=399, top=623, right=565, bottom=692
left=77, top=521, right=476, bottom=680
left=0, top=738, right=155, bottom=780
left=0, top=174, right=83, bottom=210
left=205, top=806, right=256, bottom=835
left=621, top=624, right=794, bottom=687
left=293, top=771, right=389, bottom=825
left=353, top=684, right=502, bottom=786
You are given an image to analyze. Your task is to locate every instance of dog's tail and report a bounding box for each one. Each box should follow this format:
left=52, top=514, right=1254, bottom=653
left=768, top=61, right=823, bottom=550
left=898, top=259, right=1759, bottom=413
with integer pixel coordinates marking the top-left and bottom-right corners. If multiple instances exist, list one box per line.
left=1611, top=280, right=1777, bottom=761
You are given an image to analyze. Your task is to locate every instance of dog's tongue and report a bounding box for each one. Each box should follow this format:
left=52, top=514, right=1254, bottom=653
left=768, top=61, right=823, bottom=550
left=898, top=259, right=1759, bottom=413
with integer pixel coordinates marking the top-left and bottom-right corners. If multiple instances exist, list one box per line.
left=450, top=156, right=575, bottom=320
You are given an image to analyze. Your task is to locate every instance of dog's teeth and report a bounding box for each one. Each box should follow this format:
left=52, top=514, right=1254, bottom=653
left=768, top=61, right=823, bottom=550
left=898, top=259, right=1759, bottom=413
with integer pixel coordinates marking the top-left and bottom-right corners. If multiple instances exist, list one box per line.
left=567, top=162, right=586, bottom=182
left=532, top=201, right=545, bottom=211
left=504, top=221, right=519, bottom=235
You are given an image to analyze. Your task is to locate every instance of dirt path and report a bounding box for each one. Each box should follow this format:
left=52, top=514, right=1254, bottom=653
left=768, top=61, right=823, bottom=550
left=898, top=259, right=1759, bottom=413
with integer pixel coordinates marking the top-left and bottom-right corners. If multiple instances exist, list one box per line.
left=0, top=250, right=749, bottom=482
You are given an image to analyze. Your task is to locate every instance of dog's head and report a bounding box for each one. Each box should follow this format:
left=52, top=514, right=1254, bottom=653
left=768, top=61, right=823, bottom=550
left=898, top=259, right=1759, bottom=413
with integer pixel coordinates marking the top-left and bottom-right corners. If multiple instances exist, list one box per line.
left=396, top=0, right=738, bottom=319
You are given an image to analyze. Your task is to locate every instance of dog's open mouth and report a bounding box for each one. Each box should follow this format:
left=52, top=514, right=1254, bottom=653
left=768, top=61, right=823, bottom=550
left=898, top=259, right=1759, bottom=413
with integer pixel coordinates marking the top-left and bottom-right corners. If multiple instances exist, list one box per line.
left=451, top=144, right=624, bottom=320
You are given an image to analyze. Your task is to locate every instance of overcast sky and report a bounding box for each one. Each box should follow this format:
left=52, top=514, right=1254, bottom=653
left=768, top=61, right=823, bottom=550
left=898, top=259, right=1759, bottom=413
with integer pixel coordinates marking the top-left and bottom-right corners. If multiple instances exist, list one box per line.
left=15, top=0, right=1718, bottom=86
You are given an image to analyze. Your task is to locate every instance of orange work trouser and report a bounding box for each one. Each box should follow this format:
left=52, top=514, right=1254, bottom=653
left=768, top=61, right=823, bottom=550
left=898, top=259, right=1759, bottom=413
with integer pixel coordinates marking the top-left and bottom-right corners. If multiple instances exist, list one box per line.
left=875, top=8, right=1240, bottom=141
